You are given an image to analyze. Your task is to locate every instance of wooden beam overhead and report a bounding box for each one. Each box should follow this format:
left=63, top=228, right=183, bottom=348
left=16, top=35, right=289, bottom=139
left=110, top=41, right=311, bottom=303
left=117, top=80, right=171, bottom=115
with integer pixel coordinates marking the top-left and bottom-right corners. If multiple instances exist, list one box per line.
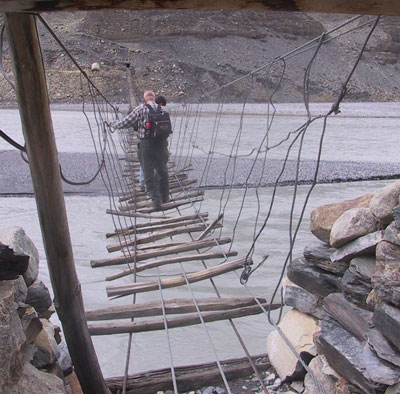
left=0, top=0, right=400, bottom=15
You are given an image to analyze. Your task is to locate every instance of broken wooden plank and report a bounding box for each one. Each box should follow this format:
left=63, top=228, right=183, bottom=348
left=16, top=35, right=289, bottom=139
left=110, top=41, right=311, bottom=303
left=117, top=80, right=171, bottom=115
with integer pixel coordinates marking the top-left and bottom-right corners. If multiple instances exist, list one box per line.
left=106, top=251, right=238, bottom=281
left=106, top=256, right=251, bottom=297
left=86, top=296, right=268, bottom=320
left=89, top=301, right=278, bottom=334
left=196, top=213, right=223, bottom=241
left=91, top=237, right=232, bottom=268
left=107, top=223, right=213, bottom=252
left=105, top=354, right=270, bottom=394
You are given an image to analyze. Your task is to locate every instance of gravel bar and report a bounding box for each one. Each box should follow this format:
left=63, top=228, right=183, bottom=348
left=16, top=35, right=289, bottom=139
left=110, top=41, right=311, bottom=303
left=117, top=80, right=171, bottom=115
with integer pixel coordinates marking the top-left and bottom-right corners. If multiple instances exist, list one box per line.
left=1, top=150, right=400, bottom=195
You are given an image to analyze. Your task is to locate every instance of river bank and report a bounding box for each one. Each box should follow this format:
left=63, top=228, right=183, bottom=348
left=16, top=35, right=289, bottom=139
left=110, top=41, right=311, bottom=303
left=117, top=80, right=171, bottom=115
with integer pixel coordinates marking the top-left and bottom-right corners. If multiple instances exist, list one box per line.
left=1, top=150, right=400, bottom=195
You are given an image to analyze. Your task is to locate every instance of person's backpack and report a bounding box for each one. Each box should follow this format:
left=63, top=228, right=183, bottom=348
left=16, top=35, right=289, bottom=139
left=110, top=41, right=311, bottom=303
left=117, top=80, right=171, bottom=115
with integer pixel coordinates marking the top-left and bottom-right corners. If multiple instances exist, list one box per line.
left=144, top=104, right=172, bottom=139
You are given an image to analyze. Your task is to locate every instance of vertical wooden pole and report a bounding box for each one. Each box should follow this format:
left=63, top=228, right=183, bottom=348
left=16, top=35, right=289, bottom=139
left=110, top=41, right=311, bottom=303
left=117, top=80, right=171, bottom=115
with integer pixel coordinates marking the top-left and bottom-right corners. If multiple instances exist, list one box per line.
left=5, top=13, right=109, bottom=394
left=126, top=63, right=138, bottom=111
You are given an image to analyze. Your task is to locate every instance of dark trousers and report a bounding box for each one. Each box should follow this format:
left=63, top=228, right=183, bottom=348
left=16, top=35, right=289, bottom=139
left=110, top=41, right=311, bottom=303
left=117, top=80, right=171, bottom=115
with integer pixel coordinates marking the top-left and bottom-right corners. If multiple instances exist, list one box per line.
left=140, top=138, right=169, bottom=204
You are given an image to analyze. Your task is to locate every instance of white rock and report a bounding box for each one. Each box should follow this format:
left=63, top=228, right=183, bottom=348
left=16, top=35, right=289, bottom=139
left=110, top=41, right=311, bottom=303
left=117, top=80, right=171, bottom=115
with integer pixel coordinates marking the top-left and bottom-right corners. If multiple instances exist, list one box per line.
left=91, top=62, right=100, bottom=71
left=266, top=309, right=319, bottom=382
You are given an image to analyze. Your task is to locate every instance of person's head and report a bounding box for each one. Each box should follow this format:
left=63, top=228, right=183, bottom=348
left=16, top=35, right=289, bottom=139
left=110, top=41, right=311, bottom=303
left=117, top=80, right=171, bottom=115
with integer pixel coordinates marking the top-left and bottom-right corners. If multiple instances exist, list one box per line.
left=143, top=90, right=155, bottom=103
left=155, top=95, right=167, bottom=107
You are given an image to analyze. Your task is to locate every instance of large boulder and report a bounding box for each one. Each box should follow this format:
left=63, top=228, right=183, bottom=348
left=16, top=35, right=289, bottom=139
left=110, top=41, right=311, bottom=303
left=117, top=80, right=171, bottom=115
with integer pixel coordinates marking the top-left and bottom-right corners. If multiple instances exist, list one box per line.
left=0, top=226, right=39, bottom=286
left=330, top=208, right=378, bottom=248
left=370, top=181, right=400, bottom=225
left=372, top=241, right=400, bottom=306
left=0, top=281, right=27, bottom=393
left=283, top=277, right=325, bottom=319
left=310, top=193, right=374, bottom=244
left=266, top=309, right=319, bottom=382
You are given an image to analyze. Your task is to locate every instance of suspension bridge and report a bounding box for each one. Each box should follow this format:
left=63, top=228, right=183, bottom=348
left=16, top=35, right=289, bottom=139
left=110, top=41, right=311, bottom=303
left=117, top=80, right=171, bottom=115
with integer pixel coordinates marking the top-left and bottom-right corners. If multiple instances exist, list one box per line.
left=0, top=4, right=387, bottom=394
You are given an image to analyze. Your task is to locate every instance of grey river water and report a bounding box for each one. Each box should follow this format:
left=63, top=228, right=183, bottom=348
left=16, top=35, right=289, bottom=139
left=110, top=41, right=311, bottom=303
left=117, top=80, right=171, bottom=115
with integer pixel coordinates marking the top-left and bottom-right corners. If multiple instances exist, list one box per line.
left=0, top=102, right=399, bottom=377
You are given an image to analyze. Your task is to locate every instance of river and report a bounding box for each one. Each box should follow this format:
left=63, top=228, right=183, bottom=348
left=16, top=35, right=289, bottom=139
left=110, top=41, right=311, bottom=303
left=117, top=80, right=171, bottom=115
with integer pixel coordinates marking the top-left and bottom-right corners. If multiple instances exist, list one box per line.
left=0, top=103, right=399, bottom=377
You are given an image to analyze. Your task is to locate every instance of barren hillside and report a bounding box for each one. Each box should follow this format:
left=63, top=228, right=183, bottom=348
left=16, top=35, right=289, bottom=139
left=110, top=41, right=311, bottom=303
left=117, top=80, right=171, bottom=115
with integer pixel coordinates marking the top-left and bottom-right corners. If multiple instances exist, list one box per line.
left=0, top=10, right=399, bottom=103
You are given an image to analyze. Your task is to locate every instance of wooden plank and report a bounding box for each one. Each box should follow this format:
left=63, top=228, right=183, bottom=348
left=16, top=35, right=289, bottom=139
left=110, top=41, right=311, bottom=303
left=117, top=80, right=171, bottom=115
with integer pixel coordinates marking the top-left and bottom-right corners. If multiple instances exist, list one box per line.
left=106, top=213, right=208, bottom=238
left=106, top=251, right=238, bottom=281
left=106, top=256, right=251, bottom=297
left=119, top=179, right=198, bottom=202
left=1, top=0, right=399, bottom=16
left=89, top=301, right=278, bottom=334
left=107, top=218, right=206, bottom=238
left=106, top=223, right=212, bottom=252
left=91, top=237, right=232, bottom=268
left=5, top=13, right=108, bottom=394
left=105, top=354, right=270, bottom=394
left=106, top=209, right=169, bottom=219
left=139, top=197, right=204, bottom=213
left=119, top=190, right=204, bottom=211
left=86, top=296, right=269, bottom=320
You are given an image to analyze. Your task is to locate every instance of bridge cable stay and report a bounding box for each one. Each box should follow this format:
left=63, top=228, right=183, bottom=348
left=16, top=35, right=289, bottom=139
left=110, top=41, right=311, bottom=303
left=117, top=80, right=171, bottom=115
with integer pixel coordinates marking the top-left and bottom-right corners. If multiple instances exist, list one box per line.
left=0, top=12, right=381, bottom=394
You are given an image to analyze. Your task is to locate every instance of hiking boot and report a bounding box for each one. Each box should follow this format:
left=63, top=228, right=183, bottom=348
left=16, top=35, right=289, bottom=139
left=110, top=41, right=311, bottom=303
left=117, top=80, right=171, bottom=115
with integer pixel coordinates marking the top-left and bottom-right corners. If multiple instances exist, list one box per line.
left=152, top=200, right=161, bottom=210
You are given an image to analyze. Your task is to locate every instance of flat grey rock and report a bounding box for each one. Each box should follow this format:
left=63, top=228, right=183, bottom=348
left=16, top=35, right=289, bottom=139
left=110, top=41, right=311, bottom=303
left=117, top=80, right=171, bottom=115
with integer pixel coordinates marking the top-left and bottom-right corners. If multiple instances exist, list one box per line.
left=287, top=257, right=341, bottom=298
left=303, top=240, right=348, bottom=274
left=331, top=231, right=383, bottom=263
left=373, top=302, right=400, bottom=352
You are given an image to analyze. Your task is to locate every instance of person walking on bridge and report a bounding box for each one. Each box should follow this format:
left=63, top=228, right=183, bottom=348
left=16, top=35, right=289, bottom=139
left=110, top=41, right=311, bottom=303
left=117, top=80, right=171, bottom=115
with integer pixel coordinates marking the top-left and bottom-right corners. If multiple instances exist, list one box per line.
left=111, top=90, right=170, bottom=210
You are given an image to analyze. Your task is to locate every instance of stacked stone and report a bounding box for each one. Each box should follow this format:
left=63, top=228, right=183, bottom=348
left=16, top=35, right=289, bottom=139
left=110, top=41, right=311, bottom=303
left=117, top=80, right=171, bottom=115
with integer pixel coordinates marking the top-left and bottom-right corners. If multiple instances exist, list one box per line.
left=0, top=227, right=74, bottom=394
left=267, top=181, right=400, bottom=394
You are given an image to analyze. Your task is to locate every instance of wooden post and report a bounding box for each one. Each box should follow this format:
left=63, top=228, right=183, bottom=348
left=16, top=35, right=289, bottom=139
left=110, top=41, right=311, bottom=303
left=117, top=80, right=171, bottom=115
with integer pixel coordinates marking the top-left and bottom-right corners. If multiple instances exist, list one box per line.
left=125, top=63, right=138, bottom=111
left=5, top=13, right=109, bottom=394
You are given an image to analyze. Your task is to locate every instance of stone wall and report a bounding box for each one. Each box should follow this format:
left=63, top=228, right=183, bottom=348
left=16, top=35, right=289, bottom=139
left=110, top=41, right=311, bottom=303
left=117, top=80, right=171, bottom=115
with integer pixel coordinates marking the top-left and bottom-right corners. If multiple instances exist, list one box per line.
left=0, top=227, right=76, bottom=394
left=267, top=181, right=400, bottom=393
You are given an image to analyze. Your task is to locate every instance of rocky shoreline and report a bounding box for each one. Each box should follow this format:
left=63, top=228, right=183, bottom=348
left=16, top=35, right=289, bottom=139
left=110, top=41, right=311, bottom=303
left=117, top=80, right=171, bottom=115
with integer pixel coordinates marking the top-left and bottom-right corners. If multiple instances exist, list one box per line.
left=0, top=227, right=76, bottom=394
left=267, top=180, right=400, bottom=393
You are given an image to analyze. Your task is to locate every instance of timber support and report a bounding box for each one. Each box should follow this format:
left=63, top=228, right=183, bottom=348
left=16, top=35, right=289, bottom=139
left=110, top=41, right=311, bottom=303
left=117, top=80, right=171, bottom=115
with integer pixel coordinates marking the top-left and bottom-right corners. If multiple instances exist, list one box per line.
left=5, top=13, right=109, bottom=394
